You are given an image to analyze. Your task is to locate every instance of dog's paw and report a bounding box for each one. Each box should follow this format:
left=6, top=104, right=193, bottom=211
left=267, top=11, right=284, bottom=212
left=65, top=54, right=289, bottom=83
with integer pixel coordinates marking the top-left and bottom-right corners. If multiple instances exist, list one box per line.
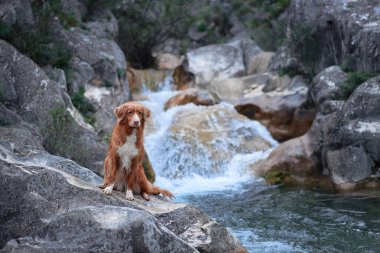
left=103, top=183, right=114, bottom=195
left=141, top=192, right=150, bottom=201
left=126, top=189, right=134, bottom=201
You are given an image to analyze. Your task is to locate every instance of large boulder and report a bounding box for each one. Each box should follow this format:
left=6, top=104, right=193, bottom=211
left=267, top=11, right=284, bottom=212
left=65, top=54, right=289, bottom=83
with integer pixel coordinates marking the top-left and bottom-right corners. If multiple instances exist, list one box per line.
left=183, top=43, right=246, bottom=85
left=276, top=0, right=380, bottom=74
left=323, top=75, right=380, bottom=190
left=309, top=66, right=348, bottom=108
left=232, top=75, right=314, bottom=142
left=0, top=142, right=247, bottom=253
left=0, top=39, right=106, bottom=174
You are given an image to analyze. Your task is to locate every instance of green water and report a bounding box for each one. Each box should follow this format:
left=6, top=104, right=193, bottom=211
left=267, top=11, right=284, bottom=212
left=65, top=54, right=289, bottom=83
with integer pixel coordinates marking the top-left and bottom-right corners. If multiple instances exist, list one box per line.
left=177, top=181, right=380, bottom=253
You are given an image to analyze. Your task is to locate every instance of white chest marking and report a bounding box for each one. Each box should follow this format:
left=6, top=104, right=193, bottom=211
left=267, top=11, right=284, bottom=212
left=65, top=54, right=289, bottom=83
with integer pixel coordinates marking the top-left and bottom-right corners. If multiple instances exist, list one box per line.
left=117, top=129, right=139, bottom=173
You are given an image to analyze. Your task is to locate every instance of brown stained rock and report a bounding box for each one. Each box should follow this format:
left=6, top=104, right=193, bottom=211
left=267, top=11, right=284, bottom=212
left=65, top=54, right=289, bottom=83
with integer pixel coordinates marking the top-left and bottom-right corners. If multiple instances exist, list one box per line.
left=234, top=94, right=315, bottom=142
left=164, top=89, right=217, bottom=110
left=173, top=65, right=195, bottom=90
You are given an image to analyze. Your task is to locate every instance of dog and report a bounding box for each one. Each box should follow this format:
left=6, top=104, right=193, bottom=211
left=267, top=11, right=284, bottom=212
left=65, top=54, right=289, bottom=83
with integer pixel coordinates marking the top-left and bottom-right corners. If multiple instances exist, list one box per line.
left=99, top=101, right=174, bottom=201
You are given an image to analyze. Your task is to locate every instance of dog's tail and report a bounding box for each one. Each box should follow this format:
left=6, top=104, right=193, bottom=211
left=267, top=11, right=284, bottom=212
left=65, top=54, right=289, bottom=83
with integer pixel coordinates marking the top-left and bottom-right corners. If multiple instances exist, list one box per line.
left=149, top=184, right=175, bottom=199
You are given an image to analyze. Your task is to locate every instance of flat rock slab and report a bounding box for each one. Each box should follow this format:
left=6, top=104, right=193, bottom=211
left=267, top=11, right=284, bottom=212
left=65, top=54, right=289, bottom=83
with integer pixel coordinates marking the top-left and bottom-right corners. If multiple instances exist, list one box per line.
left=0, top=142, right=246, bottom=253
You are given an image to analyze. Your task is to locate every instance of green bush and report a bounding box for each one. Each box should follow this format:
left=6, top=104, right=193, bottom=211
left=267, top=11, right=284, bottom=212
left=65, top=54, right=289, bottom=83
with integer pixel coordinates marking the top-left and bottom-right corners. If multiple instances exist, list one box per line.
left=288, top=24, right=319, bottom=75
left=340, top=72, right=377, bottom=99
left=71, top=87, right=96, bottom=125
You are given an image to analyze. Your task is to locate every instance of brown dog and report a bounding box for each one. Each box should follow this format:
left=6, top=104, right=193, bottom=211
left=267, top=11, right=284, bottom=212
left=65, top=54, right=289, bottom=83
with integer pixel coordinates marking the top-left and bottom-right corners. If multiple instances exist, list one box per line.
left=99, top=101, right=174, bottom=201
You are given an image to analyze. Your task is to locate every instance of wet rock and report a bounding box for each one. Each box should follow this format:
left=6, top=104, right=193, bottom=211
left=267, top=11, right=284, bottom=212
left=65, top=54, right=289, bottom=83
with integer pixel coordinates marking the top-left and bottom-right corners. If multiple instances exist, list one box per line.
left=0, top=143, right=246, bottom=253
left=157, top=103, right=275, bottom=178
left=184, top=43, right=246, bottom=84
left=172, top=65, right=195, bottom=90
left=326, top=145, right=373, bottom=190
left=247, top=52, right=275, bottom=75
left=164, top=89, right=217, bottom=110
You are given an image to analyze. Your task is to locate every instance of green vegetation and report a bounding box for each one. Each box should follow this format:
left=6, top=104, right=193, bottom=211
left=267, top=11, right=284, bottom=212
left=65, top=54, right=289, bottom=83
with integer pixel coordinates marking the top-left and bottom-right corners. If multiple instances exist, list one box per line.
left=44, top=106, right=86, bottom=164
left=265, top=170, right=290, bottom=185
left=0, top=0, right=76, bottom=75
left=44, top=106, right=74, bottom=154
left=288, top=24, right=319, bottom=75
left=340, top=71, right=377, bottom=99
left=71, top=87, right=96, bottom=125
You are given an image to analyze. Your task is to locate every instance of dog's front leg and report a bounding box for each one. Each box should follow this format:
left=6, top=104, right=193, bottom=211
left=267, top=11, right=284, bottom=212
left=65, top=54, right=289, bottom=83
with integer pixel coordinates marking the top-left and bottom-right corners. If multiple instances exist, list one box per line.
left=125, top=161, right=138, bottom=201
left=103, top=156, right=117, bottom=195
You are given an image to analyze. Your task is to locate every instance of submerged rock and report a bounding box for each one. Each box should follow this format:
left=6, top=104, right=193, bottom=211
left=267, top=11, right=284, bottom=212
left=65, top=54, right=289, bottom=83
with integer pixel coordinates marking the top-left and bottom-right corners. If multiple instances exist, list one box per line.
left=0, top=143, right=247, bottom=253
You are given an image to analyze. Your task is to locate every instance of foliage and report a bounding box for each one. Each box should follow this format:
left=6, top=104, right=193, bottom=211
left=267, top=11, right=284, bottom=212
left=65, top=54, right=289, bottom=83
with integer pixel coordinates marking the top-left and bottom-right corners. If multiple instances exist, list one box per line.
left=44, top=106, right=86, bottom=163
left=288, top=24, right=319, bottom=75
left=340, top=71, right=376, bottom=99
left=71, top=87, right=96, bottom=125
left=44, top=107, right=74, bottom=154
left=265, top=170, right=290, bottom=185
left=115, top=0, right=195, bottom=68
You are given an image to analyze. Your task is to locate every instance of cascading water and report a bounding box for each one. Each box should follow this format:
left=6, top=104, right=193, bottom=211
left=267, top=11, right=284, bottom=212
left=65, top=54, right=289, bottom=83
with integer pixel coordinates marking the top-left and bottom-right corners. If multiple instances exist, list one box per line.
left=140, top=78, right=380, bottom=253
left=140, top=77, right=277, bottom=194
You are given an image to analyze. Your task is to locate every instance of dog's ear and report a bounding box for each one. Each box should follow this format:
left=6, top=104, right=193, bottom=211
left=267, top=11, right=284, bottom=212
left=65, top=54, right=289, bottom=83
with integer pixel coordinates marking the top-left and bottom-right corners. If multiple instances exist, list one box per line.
left=113, top=106, right=126, bottom=123
left=143, top=107, right=151, bottom=120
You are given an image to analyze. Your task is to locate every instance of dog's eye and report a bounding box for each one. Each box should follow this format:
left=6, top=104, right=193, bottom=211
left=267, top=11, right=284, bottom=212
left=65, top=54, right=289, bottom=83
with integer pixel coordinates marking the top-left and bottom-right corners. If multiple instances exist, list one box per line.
left=128, top=111, right=133, bottom=114
left=138, top=111, right=142, bottom=115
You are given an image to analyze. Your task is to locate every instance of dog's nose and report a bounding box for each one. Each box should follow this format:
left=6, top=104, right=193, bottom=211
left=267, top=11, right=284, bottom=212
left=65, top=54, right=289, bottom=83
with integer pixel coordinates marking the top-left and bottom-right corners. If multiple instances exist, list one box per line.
left=133, top=120, right=140, bottom=126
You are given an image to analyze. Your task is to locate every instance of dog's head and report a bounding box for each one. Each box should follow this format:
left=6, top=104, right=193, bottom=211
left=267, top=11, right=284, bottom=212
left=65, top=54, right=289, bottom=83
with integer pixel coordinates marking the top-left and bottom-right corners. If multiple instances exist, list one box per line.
left=113, top=102, right=151, bottom=128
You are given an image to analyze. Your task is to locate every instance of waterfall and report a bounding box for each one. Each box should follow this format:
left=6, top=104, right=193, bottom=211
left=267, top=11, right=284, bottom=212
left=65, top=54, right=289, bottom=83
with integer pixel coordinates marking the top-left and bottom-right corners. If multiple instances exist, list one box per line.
left=140, top=78, right=278, bottom=195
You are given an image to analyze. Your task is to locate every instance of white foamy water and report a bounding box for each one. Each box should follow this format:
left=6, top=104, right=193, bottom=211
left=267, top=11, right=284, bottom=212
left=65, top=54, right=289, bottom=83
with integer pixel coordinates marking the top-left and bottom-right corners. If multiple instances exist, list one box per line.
left=140, top=78, right=278, bottom=195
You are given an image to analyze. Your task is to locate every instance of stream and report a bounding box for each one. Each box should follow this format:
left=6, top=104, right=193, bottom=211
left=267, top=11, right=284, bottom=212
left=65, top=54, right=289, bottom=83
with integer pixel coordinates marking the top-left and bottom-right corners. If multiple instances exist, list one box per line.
left=141, top=81, right=380, bottom=253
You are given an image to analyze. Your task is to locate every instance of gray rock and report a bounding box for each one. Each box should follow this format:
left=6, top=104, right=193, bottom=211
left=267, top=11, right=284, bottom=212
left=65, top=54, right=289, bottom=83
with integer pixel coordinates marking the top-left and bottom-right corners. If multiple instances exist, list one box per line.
left=323, top=75, right=380, bottom=188
left=326, top=145, right=373, bottom=188
left=281, top=0, right=380, bottom=73
left=229, top=36, right=263, bottom=72
left=0, top=40, right=66, bottom=131
left=0, top=143, right=246, bottom=253
left=184, top=43, right=246, bottom=84
left=0, top=39, right=106, bottom=174
left=85, top=10, right=119, bottom=39
left=0, top=0, right=34, bottom=27
left=68, top=57, right=95, bottom=96
left=309, top=66, right=348, bottom=108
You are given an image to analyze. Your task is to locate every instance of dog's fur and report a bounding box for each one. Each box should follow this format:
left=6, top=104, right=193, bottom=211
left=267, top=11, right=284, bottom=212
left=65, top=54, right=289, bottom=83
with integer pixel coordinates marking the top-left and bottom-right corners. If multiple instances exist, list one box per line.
left=99, top=101, right=174, bottom=201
